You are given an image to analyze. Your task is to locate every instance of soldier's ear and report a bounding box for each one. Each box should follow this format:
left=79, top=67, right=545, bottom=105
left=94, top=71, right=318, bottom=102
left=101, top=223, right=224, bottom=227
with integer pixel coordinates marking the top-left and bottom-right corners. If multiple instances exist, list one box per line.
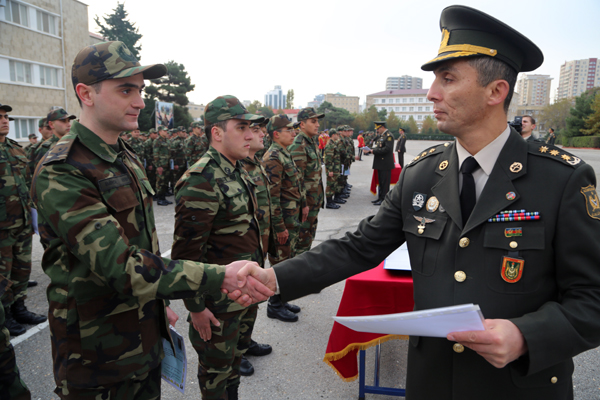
left=76, top=83, right=95, bottom=107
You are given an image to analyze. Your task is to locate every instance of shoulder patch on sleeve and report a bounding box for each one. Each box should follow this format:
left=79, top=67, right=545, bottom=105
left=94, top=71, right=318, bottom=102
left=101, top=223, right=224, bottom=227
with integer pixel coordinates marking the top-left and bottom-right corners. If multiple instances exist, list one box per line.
left=387, top=136, right=393, bottom=141
left=42, top=135, right=77, bottom=165
left=581, top=185, right=600, bottom=220
left=188, top=154, right=212, bottom=175
left=529, top=143, right=584, bottom=168
left=405, top=142, right=450, bottom=168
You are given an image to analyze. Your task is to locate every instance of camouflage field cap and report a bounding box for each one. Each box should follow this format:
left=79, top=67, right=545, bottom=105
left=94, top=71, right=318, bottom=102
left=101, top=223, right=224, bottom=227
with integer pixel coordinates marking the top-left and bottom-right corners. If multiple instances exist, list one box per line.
left=47, top=108, right=76, bottom=122
left=149, top=128, right=156, bottom=134
left=38, top=118, right=47, bottom=128
left=250, top=119, right=268, bottom=128
left=297, top=107, right=324, bottom=122
left=72, top=41, right=167, bottom=89
left=204, top=95, right=264, bottom=125
left=267, top=114, right=294, bottom=134
left=178, top=126, right=185, bottom=131
left=293, top=121, right=301, bottom=129
left=191, top=121, right=203, bottom=128
left=421, top=5, right=543, bottom=72
left=0, top=103, right=12, bottom=112
left=157, top=126, right=166, bottom=132
left=28, top=133, right=37, bottom=139
left=330, top=128, right=338, bottom=135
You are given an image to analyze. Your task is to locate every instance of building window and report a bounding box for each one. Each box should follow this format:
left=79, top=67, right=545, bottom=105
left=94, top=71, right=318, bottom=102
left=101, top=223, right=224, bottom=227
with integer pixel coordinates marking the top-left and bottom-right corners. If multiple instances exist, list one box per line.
left=395, top=107, right=399, bottom=112
left=395, top=98, right=400, bottom=103
left=409, top=98, right=414, bottom=103
left=403, top=98, right=407, bottom=103
left=5, top=0, right=29, bottom=27
left=409, top=107, right=414, bottom=112
left=381, top=99, right=386, bottom=104
left=418, top=107, right=423, bottom=111
left=426, top=106, right=431, bottom=111
left=36, top=10, right=57, bottom=35
left=402, top=107, right=407, bottom=111
left=39, top=65, right=59, bottom=87
left=402, top=115, right=407, bottom=120
left=417, top=115, right=423, bottom=120
left=418, top=98, right=424, bottom=103
left=9, top=60, right=32, bottom=83
left=12, top=118, right=37, bottom=140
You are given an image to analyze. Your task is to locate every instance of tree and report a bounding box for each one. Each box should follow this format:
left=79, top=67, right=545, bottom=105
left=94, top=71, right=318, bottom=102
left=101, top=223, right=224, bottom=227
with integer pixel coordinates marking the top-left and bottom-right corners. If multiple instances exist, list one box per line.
left=405, top=116, right=419, bottom=134
left=377, top=108, right=388, bottom=120
left=420, top=116, right=438, bottom=134
left=247, top=100, right=262, bottom=114
left=539, top=98, right=574, bottom=132
left=94, top=3, right=142, bottom=60
left=564, top=87, right=600, bottom=138
left=286, top=89, right=294, bottom=109
left=581, top=92, right=600, bottom=136
left=145, top=61, right=195, bottom=107
left=317, top=102, right=354, bottom=130
left=257, top=106, right=274, bottom=119
left=386, top=111, right=401, bottom=135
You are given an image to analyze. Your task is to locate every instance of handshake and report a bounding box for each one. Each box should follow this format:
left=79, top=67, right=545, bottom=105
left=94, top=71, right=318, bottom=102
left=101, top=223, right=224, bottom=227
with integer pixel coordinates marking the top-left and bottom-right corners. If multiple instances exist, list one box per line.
left=220, top=261, right=278, bottom=306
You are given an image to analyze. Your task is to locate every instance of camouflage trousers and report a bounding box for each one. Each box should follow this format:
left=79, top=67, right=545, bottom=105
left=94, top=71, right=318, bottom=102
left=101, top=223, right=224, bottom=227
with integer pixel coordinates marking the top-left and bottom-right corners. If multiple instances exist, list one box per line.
left=190, top=304, right=258, bottom=400
left=171, top=164, right=186, bottom=188
left=326, top=173, right=340, bottom=198
left=0, top=303, right=30, bottom=400
left=268, top=210, right=300, bottom=265
left=146, top=168, right=156, bottom=192
left=54, top=365, right=161, bottom=400
left=296, top=208, right=320, bottom=256
left=155, top=168, right=171, bottom=196
left=0, top=228, right=32, bottom=308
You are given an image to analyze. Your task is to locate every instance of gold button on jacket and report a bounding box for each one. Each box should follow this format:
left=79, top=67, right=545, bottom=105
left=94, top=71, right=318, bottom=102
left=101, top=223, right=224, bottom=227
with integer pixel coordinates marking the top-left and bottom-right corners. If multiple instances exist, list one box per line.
left=454, top=271, right=467, bottom=282
left=453, top=343, right=465, bottom=353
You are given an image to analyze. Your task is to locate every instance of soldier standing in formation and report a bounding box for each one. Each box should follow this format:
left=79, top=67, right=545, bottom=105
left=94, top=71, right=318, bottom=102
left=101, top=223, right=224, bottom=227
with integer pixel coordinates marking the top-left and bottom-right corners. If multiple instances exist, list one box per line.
left=262, top=115, right=303, bottom=322
left=128, top=128, right=144, bottom=157
left=371, top=121, right=395, bottom=206
left=324, top=129, right=342, bottom=209
left=170, top=126, right=187, bottom=187
left=289, top=108, right=325, bottom=255
left=185, top=121, right=208, bottom=167
left=171, top=95, right=266, bottom=399
left=31, top=43, right=269, bottom=399
left=144, top=128, right=157, bottom=192
left=33, top=108, right=75, bottom=168
left=153, top=125, right=172, bottom=205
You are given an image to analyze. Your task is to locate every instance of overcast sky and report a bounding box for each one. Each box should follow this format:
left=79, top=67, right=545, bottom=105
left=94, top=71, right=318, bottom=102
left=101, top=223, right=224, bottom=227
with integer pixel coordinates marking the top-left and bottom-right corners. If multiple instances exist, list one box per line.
left=85, top=0, right=600, bottom=108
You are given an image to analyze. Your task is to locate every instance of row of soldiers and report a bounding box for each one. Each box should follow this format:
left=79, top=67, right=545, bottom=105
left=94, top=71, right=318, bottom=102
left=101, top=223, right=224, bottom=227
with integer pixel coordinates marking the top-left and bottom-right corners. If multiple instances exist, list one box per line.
left=323, top=126, right=356, bottom=209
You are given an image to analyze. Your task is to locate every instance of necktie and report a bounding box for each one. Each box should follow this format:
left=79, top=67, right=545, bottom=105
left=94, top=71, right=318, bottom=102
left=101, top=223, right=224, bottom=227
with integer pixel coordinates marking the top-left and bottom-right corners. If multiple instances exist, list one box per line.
left=460, top=156, right=479, bottom=226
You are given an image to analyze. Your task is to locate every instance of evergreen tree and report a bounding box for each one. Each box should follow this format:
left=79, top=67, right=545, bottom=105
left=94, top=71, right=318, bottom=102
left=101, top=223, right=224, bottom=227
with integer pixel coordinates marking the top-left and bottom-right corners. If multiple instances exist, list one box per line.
left=286, top=89, right=294, bottom=109
left=145, top=61, right=195, bottom=107
left=564, top=87, right=600, bottom=138
left=94, top=3, right=142, bottom=60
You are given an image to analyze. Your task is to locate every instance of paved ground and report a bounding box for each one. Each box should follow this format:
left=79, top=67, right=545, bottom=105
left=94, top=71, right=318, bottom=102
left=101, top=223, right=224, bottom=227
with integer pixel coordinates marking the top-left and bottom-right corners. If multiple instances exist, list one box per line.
left=14, top=139, right=600, bottom=399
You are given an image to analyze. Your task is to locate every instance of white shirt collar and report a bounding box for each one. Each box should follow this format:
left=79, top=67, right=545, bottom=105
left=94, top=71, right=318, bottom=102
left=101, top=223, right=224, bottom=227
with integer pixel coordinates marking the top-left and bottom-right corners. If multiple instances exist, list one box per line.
left=455, top=125, right=511, bottom=176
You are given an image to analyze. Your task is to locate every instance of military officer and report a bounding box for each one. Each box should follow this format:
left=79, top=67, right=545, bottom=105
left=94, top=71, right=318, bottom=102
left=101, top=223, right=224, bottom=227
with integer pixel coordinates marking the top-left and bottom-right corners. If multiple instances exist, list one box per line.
left=289, top=108, right=325, bottom=255
left=171, top=95, right=265, bottom=399
left=372, top=121, right=395, bottom=206
left=396, top=127, right=407, bottom=166
left=262, top=115, right=304, bottom=322
left=32, top=42, right=270, bottom=399
left=0, top=103, right=47, bottom=338
left=546, top=127, right=557, bottom=145
left=232, top=6, right=600, bottom=400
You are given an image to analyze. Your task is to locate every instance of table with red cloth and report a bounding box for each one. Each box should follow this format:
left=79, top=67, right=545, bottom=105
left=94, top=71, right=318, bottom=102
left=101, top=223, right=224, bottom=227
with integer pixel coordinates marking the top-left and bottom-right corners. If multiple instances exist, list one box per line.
left=323, top=263, right=414, bottom=381
left=370, top=164, right=402, bottom=196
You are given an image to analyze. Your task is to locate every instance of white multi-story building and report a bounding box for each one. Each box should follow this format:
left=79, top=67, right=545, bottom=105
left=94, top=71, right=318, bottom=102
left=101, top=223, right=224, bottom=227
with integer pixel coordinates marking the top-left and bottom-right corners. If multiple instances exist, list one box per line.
left=264, top=85, right=286, bottom=110
left=516, top=74, right=552, bottom=106
left=557, top=58, right=600, bottom=100
left=1, top=0, right=90, bottom=142
left=366, top=89, right=433, bottom=127
left=385, top=75, right=423, bottom=90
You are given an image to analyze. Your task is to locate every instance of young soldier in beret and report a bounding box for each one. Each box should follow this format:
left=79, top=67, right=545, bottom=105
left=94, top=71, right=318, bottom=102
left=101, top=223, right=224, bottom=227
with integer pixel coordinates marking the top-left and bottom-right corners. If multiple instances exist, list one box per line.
left=233, top=6, right=600, bottom=399
left=31, top=42, right=270, bottom=399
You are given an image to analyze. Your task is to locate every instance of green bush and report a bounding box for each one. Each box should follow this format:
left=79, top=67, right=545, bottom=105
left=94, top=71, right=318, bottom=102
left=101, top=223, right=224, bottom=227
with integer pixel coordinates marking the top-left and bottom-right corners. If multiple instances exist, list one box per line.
left=563, top=136, right=600, bottom=148
left=406, top=134, right=454, bottom=141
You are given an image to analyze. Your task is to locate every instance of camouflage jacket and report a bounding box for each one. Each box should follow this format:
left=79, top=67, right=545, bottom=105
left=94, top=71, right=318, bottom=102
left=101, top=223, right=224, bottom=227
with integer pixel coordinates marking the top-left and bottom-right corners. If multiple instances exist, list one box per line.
left=31, top=122, right=227, bottom=389
left=262, top=142, right=305, bottom=234
left=153, top=136, right=170, bottom=169
left=288, top=131, right=324, bottom=209
left=170, top=137, right=185, bottom=166
left=172, top=146, right=262, bottom=313
left=324, top=139, right=341, bottom=174
left=0, top=139, right=33, bottom=230
left=241, top=155, right=272, bottom=262
left=184, top=134, right=208, bottom=167
left=129, top=137, right=145, bottom=160
left=32, top=135, right=58, bottom=172
left=143, top=138, right=154, bottom=168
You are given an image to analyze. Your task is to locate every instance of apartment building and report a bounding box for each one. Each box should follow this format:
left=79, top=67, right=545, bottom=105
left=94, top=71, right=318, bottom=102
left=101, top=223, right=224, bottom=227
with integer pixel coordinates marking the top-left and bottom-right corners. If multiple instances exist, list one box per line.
left=324, top=93, right=359, bottom=114
left=385, top=75, right=423, bottom=90
left=366, top=89, right=433, bottom=127
left=515, top=74, right=552, bottom=106
left=557, top=58, right=599, bottom=100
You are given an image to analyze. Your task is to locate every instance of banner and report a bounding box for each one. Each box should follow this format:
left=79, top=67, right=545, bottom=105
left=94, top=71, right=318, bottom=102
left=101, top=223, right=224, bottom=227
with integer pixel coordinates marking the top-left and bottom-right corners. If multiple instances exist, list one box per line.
left=155, top=101, right=174, bottom=130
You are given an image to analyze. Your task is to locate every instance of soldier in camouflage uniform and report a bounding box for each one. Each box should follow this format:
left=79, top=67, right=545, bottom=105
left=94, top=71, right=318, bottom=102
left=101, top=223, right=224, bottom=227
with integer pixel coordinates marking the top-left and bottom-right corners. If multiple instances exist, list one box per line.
left=171, top=95, right=265, bottom=400
left=32, top=108, right=75, bottom=170
left=31, top=42, right=270, bottom=400
left=289, top=107, right=325, bottom=255
left=154, top=126, right=172, bottom=205
left=25, top=134, right=37, bottom=161
left=255, top=125, right=271, bottom=160
left=0, top=103, right=47, bottom=339
left=128, top=128, right=144, bottom=156
left=335, top=126, right=350, bottom=204
left=170, top=126, right=186, bottom=186
left=262, top=115, right=304, bottom=323
left=185, top=121, right=208, bottom=167
left=144, top=128, right=158, bottom=192
left=324, top=129, right=342, bottom=209
left=342, top=126, right=354, bottom=194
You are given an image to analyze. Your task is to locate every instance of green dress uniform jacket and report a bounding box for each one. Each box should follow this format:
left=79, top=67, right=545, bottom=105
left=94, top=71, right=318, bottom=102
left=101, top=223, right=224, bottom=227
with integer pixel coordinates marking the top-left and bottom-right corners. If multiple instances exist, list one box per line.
left=273, top=129, right=600, bottom=400
left=372, top=130, right=395, bottom=170
left=31, top=122, right=227, bottom=391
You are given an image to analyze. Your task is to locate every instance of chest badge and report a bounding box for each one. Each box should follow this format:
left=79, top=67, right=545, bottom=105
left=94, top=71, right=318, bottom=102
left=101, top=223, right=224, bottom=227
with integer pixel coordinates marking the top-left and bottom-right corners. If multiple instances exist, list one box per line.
left=414, top=215, right=435, bottom=234
left=509, top=162, right=523, bottom=173
left=412, top=192, right=427, bottom=211
left=501, top=256, right=524, bottom=283
left=439, top=160, right=448, bottom=170
left=426, top=196, right=439, bottom=212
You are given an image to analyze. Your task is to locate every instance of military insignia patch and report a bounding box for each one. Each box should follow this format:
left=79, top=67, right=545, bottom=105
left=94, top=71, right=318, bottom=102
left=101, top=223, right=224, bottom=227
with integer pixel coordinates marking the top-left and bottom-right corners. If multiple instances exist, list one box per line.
left=567, top=156, right=581, bottom=166
left=509, top=162, right=522, bottom=173
left=506, top=192, right=516, bottom=200
left=439, top=160, right=448, bottom=170
left=412, top=192, right=427, bottom=211
left=504, top=227, right=522, bottom=237
left=426, top=196, right=439, bottom=212
left=501, top=256, right=524, bottom=283
left=581, top=185, right=600, bottom=220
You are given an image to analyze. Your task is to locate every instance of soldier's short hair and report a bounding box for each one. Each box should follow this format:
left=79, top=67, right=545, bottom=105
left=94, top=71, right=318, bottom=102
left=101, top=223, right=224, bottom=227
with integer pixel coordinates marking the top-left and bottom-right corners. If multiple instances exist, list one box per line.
left=522, top=115, right=536, bottom=125
left=467, top=57, right=517, bottom=113
left=205, top=120, right=229, bottom=145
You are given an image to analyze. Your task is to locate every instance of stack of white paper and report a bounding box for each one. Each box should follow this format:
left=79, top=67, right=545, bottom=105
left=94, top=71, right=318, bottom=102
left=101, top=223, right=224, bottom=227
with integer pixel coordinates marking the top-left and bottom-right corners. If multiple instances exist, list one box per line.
left=333, top=304, right=485, bottom=338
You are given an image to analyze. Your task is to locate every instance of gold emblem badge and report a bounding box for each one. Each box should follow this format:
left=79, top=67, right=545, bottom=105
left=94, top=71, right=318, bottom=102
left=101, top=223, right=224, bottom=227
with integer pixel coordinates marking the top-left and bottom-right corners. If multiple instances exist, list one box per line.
left=426, top=196, right=440, bottom=212
left=421, top=152, right=427, bottom=157
left=550, top=150, right=560, bottom=156
left=567, top=157, right=581, bottom=166
left=429, top=148, right=436, bottom=153
left=509, top=162, right=523, bottom=173
left=581, top=185, right=600, bottom=220
left=539, top=146, right=548, bottom=153
left=413, top=215, right=435, bottom=234
left=501, top=256, right=524, bottom=283
left=561, top=154, right=571, bottom=161
left=439, top=160, right=448, bottom=170
left=444, top=142, right=450, bottom=147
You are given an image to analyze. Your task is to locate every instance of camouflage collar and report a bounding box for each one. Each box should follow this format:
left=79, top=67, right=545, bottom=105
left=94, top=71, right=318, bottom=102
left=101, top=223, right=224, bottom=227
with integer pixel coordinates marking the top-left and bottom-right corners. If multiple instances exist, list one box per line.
left=206, top=146, right=240, bottom=176
left=71, top=121, right=124, bottom=163
left=297, top=131, right=316, bottom=145
left=271, top=141, right=291, bottom=157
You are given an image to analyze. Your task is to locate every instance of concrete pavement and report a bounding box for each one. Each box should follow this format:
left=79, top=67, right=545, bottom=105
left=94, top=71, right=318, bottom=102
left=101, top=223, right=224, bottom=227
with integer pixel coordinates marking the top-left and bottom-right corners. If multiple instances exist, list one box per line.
left=14, top=139, right=600, bottom=399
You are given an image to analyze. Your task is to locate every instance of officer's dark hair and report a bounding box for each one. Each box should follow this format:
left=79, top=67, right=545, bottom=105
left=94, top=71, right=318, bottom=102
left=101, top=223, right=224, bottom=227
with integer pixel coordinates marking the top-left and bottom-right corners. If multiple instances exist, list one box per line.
left=467, top=56, right=517, bottom=113
left=522, top=115, right=536, bottom=125
left=205, top=120, right=229, bottom=144
left=75, top=82, right=103, bottom=107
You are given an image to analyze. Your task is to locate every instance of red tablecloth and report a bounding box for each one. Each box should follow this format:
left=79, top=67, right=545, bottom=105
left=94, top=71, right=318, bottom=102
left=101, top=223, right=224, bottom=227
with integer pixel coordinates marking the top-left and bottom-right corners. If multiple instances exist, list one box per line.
left=370, top=164, right=402, bottom=195
left=323, top=263, right=414, bottom=381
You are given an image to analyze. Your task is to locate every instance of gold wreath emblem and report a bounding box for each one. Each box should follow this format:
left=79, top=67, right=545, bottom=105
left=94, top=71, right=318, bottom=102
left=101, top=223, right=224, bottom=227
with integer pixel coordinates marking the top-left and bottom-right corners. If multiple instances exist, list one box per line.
left=509, top=162, right=523, bottom=173
left=439, top=160, right=449, bottom=170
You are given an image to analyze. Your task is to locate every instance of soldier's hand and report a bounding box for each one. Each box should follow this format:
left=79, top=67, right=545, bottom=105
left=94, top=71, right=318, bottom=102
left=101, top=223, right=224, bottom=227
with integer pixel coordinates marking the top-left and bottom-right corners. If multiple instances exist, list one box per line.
left=447, top=319, right=528, bottom=368
left=166, top=306, right=179, bottom=326
left=277, top=230, right=289, bottom=245
left=190, top=309, right=220, bottom=341
left=157, top=166, right=163, bottom=176
left=221, top=261, right=274, bottom=306
left=226, top=266, right=277, bottom=305
left=301, top=206, right=309, bottom=223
